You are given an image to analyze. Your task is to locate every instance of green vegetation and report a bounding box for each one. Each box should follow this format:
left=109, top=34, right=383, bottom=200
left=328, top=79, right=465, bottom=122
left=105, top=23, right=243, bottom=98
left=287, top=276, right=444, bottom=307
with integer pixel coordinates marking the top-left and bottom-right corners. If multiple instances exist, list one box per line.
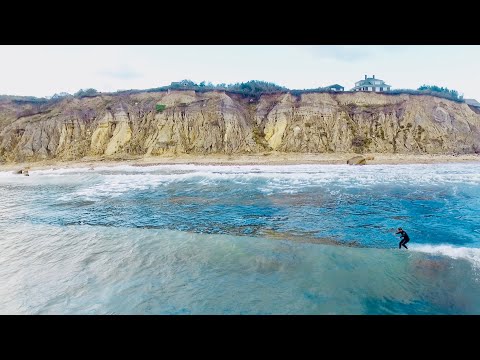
left=0, top=95, right=47, bottom=106
left=51, top=92, right=72, bottom=99
left=417, top=85, right=462, bottom=100
left=74, top=88, right=99, bottom=98
left=11, top=97, right=48, bottom=105
left=155, top=104, right=166, bottom=113
left=1, top=80, right=467, bottom=105
left=143, top=79, right=288, bottom=97
left=387, top=88, right=464, bottom=103
left=225, top=80, right=287, bottom=96
left=94, top=81, right=466, bottom=103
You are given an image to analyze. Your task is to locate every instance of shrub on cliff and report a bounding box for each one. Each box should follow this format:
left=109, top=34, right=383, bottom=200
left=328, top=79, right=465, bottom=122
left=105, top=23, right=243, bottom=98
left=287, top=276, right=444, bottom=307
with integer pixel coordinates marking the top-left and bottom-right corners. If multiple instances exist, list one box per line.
left=123, top=80, right=466, bottom=103
left=417, top=85, right=463, bottom=101
left=387, top=88, right=464, bottom=103
left=145, top=80, right=288, bottom=97
left=74, top=88, right=99, bottom=98
left=225, top=80, right=288, bottom=96
left=156, top=104, right=166, bottom=113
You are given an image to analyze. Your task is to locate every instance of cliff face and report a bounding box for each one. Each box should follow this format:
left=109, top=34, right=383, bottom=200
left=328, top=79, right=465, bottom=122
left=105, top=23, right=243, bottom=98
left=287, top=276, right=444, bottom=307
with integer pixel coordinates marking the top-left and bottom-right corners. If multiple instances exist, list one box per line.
left=1, top=90, right=480, bottom=162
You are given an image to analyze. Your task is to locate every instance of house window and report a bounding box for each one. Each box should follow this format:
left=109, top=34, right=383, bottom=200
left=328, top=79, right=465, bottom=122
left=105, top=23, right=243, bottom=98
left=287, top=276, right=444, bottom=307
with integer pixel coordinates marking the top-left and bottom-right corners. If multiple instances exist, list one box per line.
left=380, top=87, right=383, bottom=91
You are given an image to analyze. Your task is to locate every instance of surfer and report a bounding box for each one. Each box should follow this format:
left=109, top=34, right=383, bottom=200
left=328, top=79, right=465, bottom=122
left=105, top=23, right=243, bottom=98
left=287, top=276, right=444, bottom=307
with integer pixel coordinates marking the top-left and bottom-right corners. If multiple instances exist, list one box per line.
left=395, top=227, right=410, bottom=249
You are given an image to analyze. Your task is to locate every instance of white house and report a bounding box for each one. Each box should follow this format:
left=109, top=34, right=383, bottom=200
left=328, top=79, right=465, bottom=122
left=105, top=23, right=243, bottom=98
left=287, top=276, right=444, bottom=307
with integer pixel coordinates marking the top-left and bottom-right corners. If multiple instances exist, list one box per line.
left=351, top=75, right=391, bottom=92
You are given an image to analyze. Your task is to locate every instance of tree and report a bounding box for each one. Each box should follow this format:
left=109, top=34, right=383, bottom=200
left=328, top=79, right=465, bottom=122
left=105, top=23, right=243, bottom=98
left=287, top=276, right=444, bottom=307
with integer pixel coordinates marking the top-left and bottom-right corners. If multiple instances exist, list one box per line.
left=74, top=88, right=99, bottom=98
left=417, top=84, right=461, bottom=100
left=51, top=92, right=72, bottom=99
left=225, top=80, right=287, bottom=96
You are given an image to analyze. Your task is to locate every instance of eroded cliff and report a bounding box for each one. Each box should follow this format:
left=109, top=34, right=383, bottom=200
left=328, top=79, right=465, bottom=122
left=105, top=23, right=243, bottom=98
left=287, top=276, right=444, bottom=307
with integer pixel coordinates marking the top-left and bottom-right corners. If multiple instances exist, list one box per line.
left=1, top=90, right=479, bottom=162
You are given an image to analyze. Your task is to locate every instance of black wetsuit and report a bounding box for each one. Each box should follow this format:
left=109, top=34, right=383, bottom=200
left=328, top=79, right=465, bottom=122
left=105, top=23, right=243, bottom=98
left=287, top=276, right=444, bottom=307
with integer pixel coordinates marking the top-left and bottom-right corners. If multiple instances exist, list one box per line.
left=396, top=230, right=410, bottom=249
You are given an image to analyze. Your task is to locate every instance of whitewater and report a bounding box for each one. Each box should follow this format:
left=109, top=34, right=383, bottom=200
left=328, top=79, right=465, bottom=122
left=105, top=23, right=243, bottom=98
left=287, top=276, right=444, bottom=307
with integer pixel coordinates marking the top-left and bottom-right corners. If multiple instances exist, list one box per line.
left=0, top=163, right=479, bottom=314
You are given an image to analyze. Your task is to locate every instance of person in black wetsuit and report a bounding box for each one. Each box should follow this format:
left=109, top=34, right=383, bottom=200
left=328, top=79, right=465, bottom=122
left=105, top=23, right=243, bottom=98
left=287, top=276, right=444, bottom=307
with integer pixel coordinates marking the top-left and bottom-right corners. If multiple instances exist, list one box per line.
left=395, top=227, right=410, bottom=249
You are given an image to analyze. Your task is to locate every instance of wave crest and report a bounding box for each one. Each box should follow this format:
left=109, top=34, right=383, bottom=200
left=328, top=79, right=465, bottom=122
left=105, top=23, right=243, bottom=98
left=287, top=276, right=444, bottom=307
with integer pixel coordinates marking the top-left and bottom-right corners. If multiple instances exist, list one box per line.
left=412, top=244, right=480, bottom=268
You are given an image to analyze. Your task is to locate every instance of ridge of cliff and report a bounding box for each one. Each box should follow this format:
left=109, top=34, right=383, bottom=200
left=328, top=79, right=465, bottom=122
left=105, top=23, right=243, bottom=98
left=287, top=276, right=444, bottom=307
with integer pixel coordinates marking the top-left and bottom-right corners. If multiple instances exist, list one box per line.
left=1, top=90, right=479, bottom=163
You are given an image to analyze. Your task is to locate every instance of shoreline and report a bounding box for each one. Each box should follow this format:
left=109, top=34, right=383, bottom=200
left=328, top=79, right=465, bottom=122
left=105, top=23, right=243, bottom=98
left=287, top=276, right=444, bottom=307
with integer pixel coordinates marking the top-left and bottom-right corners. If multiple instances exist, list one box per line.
left=1, top=153, right=480, bottom=172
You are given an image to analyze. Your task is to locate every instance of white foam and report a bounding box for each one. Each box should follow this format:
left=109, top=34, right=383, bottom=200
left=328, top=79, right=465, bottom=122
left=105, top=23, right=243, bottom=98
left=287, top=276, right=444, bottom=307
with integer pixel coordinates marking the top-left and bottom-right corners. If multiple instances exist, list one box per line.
left=412, top=244, right=480, bottom=268
left=11, top=162, right=480, bottom=201
left=9, top=162, right=480, bottom=181
left=32, top=165, right=139, bottom=175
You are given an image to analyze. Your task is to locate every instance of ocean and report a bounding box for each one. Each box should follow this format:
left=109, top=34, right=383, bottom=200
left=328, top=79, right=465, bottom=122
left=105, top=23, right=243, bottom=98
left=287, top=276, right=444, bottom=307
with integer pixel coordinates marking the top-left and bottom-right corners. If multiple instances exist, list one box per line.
left=0, top=163, right=479, bottom=314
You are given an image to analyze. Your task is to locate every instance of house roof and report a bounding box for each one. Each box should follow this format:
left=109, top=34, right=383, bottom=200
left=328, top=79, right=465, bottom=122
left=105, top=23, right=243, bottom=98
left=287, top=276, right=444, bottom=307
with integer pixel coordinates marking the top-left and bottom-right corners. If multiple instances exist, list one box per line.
left=353, top=81, right=391, bottom=88
left=356, top=78, right=389, bottom=84
left=465, top=99, right=480, bottom=107
left=326, top=84, right=344, bottom=89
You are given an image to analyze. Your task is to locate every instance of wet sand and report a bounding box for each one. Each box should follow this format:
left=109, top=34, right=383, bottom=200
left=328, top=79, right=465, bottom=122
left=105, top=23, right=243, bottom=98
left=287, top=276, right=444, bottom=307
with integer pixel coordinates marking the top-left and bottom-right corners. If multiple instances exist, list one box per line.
left=1, top=152, right=480, bottom=172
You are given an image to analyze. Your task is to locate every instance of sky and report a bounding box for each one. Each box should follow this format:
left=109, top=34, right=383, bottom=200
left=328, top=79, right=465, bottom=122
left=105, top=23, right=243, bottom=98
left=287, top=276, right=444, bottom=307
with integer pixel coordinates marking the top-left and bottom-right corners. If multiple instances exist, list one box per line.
left=1, top=45, right=479, bottom=100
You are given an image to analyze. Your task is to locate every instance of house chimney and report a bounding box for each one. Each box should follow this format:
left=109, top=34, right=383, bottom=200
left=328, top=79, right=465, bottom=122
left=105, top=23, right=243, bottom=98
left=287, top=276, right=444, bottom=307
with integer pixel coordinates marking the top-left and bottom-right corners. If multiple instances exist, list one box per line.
left=365, top=75, right=367, bottom=80
left=373, top=75, right=375, bottom=79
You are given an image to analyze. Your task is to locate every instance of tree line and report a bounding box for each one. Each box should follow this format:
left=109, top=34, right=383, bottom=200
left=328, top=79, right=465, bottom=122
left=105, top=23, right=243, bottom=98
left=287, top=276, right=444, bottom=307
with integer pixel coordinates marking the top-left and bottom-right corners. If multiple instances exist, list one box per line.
left=3, top=80, right=466, bottom=103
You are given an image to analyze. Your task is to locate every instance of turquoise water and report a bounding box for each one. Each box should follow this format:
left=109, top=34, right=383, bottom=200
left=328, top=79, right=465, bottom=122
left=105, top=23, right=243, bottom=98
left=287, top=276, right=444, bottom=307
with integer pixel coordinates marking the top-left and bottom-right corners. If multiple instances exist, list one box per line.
left=0, top=163, right=479, bottom=314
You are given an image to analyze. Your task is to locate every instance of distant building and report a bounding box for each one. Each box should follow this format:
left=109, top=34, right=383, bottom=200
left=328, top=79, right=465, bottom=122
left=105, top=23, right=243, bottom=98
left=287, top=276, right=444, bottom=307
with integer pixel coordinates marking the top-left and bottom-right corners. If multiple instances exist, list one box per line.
left=465, top=99, right=480, bottom=108
left=324, top=84, right=344, bottom=92
left=351, top=75, right=391, bottom=92
left=170, top=81, right=191, bottom=88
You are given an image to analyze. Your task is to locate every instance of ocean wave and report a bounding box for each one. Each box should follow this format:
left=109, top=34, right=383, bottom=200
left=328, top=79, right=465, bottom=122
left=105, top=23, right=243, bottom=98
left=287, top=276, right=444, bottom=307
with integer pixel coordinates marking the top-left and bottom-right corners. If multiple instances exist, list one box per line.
left=411, top=244, right=480, bottom=268
left=2, top=161, right=474, bottom=171
left=42, top=163, right=480, bottom=201
left=22, top=163, right=480, bottom=183
left=5, top=163, right=480, bottom=205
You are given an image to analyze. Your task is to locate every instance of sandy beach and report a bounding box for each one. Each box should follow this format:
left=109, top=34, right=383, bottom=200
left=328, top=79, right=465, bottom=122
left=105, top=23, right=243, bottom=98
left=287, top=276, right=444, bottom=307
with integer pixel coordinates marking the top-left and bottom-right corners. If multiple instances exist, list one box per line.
left=1, top=152, right=480, bottom=172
